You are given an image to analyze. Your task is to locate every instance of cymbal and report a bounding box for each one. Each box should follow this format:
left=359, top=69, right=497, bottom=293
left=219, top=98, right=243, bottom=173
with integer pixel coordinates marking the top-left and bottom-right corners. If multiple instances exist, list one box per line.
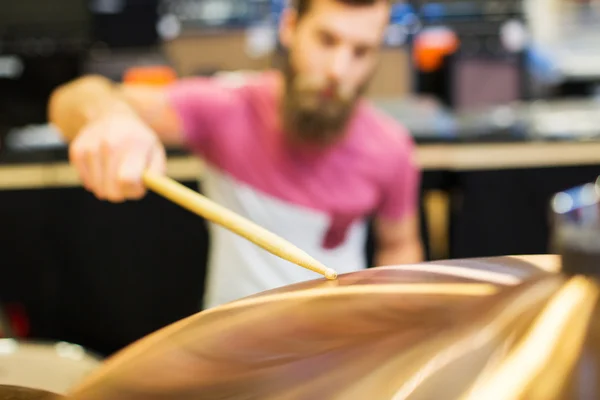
left=62, top=255, right=600, bottom=400
left=0, top=385, right=62, bottom=399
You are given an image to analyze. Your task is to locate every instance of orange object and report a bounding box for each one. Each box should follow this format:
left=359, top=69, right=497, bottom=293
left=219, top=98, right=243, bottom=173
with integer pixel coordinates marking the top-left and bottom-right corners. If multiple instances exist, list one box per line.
left=413, top=28, right=460, bottom=73
left=123, top=65, right=178, bottom=86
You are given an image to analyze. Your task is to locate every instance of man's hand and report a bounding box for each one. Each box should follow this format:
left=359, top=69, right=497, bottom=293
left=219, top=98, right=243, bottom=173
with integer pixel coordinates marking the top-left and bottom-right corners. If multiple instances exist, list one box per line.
left=69, top=106, right=166, bottom=203
left=48, top=75, right=185, bottom=203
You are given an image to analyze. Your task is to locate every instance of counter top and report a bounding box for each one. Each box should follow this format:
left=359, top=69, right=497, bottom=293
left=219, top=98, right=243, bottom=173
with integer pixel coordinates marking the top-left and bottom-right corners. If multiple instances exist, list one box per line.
left=417, top=140, right=600, bottom=171
left=2, top=140, right=600, bottom=190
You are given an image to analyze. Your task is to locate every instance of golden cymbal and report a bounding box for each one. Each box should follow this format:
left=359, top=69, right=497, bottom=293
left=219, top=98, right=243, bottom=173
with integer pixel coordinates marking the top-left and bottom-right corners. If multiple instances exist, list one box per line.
left=0, top=384, right=62, bottom=399
left=57, top=254, right=600, bottom=400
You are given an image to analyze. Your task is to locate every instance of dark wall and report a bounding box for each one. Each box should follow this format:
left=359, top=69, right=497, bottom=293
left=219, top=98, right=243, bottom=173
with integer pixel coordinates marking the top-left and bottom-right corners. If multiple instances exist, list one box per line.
left=0, top=182, right=208, bottom=356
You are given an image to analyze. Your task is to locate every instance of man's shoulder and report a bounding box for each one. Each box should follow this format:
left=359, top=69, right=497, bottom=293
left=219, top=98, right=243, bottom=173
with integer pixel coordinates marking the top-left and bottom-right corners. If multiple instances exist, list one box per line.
left=167, top=70, right=277, bottom=126
left=353, top=101, right=416, bottom=159
left=212, top=70, right=277, bottom=88
left=169, top=70, right=276, bottom=98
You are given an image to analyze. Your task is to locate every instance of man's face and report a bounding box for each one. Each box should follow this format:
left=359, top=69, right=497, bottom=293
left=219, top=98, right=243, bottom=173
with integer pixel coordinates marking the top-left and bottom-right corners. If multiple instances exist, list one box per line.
left=279, top=0, right=389, bottom=145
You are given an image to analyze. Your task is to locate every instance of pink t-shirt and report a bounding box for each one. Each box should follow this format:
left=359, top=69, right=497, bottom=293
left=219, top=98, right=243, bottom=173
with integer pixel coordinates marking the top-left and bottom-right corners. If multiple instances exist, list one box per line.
left=167, top=71, right=420, bottom=308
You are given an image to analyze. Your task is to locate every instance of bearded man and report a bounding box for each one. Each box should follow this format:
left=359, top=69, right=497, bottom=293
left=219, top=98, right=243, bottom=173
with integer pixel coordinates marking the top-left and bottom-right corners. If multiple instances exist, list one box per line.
left=49, top=0, right=423, bottom=309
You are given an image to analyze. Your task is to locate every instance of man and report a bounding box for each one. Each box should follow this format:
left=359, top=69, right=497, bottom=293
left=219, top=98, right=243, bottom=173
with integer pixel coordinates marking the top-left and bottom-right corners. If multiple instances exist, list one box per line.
left=48, top=0, right=423, bottom=309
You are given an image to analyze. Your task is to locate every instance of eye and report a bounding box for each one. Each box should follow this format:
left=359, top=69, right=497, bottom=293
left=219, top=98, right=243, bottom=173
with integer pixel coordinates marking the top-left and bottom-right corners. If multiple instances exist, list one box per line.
left=354, top=46, right=370, bottom=58
left=319, top=31, right=337, bottom=47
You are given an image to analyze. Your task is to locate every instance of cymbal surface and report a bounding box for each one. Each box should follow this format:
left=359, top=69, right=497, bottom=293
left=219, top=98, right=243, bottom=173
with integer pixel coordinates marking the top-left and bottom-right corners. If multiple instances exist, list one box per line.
left=64, top=255, right=600, bottom=400
left=0, top=385, right=62, bottom=400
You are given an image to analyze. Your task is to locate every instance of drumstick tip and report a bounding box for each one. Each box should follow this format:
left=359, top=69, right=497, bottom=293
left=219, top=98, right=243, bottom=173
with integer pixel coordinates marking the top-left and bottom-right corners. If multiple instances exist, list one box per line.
left=325, top=268, right=338, bottom=280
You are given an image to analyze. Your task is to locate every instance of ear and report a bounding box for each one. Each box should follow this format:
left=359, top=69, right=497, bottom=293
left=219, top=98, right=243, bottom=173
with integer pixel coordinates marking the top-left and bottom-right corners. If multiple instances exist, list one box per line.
left=278, top=8, right=298, bottom=50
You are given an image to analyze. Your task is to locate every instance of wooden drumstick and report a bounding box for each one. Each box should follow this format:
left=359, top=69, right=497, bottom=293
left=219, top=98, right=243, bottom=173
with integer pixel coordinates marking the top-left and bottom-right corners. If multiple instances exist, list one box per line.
left=142, top=171, right=338, bottom=280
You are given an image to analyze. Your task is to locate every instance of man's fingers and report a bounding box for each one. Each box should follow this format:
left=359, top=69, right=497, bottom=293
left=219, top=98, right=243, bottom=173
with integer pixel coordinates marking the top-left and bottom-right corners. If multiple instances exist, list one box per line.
left=148, top=145, right=167, bottom=175
left=73, top=134, right=107, bottom=200
left=69, top=139, right=92, bottom=192
left=119, top=145, right=166, bottom=201
left=117, top=151, right=149, bottom=201
left=68, top=114, right=164, bottom=203
left=87, top=149, right=105, bottom=200
left=101, top=138, right=126, bottom=203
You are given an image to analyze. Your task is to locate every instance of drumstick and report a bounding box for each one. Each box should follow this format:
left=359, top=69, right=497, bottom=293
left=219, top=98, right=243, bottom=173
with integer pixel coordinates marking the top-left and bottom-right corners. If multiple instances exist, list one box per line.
left=142, top=171, right=338, bottom=280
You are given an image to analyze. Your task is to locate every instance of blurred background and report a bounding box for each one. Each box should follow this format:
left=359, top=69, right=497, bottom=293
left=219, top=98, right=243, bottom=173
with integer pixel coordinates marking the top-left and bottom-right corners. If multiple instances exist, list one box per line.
left=1, top=0, right=600, bottom=359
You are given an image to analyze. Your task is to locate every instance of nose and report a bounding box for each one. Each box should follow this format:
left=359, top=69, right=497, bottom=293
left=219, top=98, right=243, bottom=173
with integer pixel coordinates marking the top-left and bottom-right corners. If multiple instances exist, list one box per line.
left=326, top=46, right=353, bottom=82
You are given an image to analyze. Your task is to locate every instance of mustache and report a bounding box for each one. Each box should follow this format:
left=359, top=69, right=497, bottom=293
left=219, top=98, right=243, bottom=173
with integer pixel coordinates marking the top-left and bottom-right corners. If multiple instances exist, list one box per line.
left=292, top=75, right=355, bottom=103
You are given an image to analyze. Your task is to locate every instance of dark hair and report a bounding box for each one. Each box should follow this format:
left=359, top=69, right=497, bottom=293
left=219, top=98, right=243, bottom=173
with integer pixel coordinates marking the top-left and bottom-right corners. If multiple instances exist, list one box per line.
left=294, top=0, right=391, bottom=19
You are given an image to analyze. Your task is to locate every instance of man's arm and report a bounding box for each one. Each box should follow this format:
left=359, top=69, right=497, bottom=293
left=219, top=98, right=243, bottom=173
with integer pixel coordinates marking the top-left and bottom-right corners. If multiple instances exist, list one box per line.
left=373, top=213, right=424, bottom=266
left=48, top=74, right=184, bottom=145
left=373, top=128, right=423, bottom=266
left=48, top=73, right=240, bottom=202
left=47, top=75, right=185, bottom=202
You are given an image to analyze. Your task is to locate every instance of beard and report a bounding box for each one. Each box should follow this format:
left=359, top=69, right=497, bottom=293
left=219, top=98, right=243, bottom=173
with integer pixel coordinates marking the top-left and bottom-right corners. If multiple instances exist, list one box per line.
left=280, top=55, right=372, bottom=147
